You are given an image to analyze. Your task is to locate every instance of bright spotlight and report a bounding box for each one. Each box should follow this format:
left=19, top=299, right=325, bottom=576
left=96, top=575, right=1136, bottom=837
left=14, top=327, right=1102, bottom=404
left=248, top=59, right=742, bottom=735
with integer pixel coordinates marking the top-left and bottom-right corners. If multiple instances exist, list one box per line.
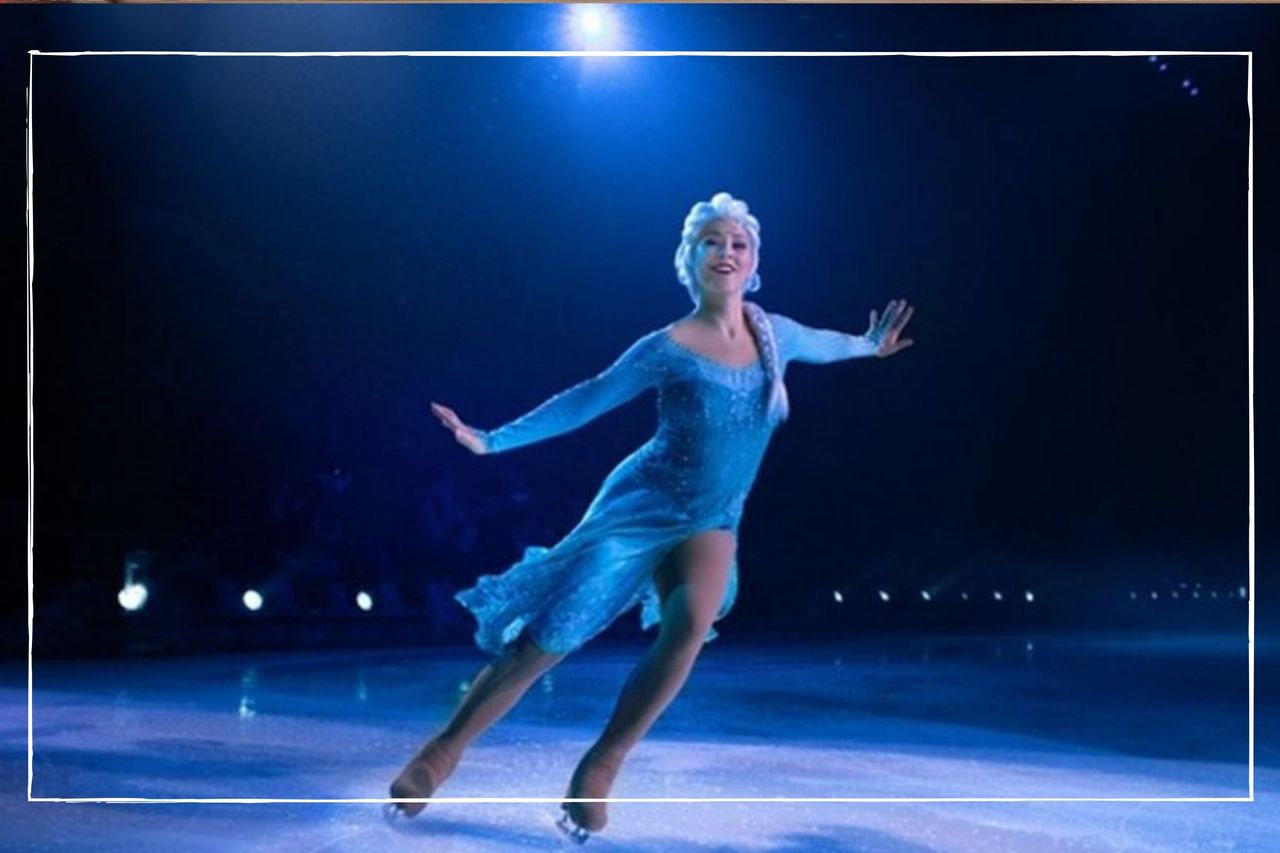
left=356, top=591, right=374, bottom=611
left=878, top=590, right=890, bottom=603
left=566, top=5, right=622, bottom=50
left=993, top=590, right=1004, bottom=602
left=1024, top=590, right=1035, bottom=603
left=920, top=590, right=931, bottom=602
left=242, top=589, right=264, bottom=611
left=1238, top=586, right=1248, bottom=600
left=117, top=583, right=148, bottom=612
left=579, top=7, right=604, bottom=36
left=832, top=590, right=843, bottom=603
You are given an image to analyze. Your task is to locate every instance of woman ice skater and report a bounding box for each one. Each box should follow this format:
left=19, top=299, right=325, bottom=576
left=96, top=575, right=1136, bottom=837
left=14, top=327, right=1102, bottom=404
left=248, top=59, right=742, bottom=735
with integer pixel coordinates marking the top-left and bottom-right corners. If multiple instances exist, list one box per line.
left=388, top=191, right=915, bottom=841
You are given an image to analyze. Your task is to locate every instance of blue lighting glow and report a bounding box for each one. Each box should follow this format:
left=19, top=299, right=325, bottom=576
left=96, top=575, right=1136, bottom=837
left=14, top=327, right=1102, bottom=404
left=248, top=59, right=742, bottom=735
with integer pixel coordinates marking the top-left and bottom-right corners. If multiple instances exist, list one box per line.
left=356, top=591, right=374, bottom=611
left=242, top=589, right=264, bottom=611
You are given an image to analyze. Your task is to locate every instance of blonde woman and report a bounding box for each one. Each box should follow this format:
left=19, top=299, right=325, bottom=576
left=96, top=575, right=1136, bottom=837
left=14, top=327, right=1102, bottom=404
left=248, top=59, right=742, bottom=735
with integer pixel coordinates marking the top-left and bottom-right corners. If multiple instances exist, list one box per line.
left=388, top=192, right=915, bottom=842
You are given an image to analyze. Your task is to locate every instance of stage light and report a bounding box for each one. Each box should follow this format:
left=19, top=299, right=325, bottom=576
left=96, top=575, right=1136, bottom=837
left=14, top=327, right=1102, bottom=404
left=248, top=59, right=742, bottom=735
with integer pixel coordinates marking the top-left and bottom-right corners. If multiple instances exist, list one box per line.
left=1211, top=591, right=1219, bottom=599
left=993, top=590, right=1003, bottom=602
left=566, top=5, right=621, bottom=50
left=920, top=590, right=931, bottom=602
left=960, top=591, right=969, bottom=602
left=832, top=590, right=844, bottom=603
left=117, top=583, right=149, bottom=612
left=242, top=589, right=264, bottom=611
left=1151, top=590, right=1159, bottom=600
left=1024, top=590, right=1035, bottom=603
left=1171, top=590, right=1180, bottom=599
left=1148, top=55, right=1158, bottom=63
left=1190, top=88, right=1200, bottom=97
left=1193, top=591, right=1201, bottom=599
left=1129, top=591, right=1138, bottom=600
left=1182, top=79, right=1192, bottom=89
left=878, top=590, right=890, bottom=603
left=356, top=591, right=374, bottom=611
left=1238, top=586, right=1247, bottom=599
left=1159, top=63, right=1168, bottom=72
left=579, top=7, right=604, bottom=37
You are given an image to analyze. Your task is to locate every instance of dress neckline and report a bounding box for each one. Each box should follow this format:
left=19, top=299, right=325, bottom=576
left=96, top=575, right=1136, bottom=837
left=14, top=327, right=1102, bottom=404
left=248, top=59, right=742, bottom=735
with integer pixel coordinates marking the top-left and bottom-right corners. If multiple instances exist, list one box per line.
left=661, top=326, right=763, bottom=372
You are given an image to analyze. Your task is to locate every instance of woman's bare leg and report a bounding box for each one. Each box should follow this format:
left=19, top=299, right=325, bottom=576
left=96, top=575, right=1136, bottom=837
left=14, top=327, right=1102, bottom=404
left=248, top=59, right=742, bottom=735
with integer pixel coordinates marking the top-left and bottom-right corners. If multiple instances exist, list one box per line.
left=562, top=531, right=735, bottom=833
left=390, top=634, right=564, bottom=816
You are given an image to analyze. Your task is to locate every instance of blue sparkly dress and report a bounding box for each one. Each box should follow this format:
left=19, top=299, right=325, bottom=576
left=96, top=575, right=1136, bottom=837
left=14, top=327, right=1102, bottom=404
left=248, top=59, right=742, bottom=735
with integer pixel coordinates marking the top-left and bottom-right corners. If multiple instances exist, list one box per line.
left=455, top=303, right=878, bottom=655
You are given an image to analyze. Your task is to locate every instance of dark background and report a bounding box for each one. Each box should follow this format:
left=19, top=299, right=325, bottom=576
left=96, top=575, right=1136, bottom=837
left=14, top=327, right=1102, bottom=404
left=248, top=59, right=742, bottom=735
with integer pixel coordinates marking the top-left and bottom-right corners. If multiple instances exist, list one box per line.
left=1, top=4, right=1272, bottom=657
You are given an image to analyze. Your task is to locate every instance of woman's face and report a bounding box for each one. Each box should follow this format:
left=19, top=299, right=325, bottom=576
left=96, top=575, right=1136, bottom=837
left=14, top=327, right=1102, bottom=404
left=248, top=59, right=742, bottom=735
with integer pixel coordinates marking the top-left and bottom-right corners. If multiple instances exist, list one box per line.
left=692, top=218, right=756, bottom=300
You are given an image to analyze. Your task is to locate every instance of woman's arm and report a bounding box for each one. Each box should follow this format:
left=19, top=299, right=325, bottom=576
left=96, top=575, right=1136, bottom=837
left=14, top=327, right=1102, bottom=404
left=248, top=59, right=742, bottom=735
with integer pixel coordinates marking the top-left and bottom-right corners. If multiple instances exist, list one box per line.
left=770, top=300, right=914, bottom=365
left=479, top=332, right=661, bottom=454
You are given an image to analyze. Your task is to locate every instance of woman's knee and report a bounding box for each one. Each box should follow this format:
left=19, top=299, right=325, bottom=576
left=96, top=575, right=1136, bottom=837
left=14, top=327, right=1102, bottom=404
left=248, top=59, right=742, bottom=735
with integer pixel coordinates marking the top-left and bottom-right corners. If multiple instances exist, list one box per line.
left=657, top=588, right=717, bottom=647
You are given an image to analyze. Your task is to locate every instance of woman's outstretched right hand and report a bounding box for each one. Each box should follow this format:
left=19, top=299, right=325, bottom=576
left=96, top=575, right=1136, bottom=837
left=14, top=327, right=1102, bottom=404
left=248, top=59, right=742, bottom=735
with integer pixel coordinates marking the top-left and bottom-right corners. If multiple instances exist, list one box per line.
left=430, top=402, right=489, bottom=455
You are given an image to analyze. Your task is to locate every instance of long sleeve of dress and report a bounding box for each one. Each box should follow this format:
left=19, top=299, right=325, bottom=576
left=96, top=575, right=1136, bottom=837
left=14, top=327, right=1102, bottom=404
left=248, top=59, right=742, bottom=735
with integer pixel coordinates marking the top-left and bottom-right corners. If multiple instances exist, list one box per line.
left=480, top=331, right=662, bottom=454
left=769, top=312, right=878, bottom=365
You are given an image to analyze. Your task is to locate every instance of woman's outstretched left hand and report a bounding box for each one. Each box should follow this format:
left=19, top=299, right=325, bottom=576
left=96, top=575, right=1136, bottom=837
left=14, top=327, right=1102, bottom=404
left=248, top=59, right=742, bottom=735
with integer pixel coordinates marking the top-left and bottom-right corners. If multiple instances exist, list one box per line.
left=865, top=299, right=915, bottom=358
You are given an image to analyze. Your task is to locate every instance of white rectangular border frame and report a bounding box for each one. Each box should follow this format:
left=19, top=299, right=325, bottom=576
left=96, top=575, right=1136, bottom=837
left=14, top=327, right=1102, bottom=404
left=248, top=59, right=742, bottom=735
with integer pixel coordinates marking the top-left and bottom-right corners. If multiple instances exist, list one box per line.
left=25, top=48, right=1255, bottom=805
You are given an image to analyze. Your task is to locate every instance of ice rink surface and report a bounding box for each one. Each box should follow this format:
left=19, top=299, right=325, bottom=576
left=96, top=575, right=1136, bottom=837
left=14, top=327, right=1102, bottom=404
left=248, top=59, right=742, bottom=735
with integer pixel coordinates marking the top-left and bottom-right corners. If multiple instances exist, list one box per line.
left=4, top=631, right=1273, bottom=851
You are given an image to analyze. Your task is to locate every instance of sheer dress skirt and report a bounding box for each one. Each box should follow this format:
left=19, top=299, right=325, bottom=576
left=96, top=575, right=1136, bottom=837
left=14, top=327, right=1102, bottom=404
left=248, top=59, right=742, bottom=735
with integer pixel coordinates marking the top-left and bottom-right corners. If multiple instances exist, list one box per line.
left=454, top=449, right=740, bottom=656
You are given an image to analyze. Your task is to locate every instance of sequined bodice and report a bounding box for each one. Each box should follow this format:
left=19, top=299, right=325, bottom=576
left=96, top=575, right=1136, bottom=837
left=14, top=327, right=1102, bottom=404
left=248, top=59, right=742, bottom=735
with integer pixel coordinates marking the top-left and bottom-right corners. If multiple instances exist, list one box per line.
left=638, top=335, right=773, bottom=517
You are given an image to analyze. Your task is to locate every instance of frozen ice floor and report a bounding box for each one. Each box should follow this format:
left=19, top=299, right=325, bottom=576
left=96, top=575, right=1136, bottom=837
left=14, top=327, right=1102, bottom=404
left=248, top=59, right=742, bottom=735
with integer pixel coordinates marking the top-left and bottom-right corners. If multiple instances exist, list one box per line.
left=4, top=631, right=1274, bottom=851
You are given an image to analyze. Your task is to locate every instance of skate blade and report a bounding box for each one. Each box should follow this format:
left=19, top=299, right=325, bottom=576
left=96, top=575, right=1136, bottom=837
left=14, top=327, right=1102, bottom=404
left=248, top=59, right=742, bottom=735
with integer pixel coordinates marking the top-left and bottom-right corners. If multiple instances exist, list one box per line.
left=556, top=808, right=591, bottom=845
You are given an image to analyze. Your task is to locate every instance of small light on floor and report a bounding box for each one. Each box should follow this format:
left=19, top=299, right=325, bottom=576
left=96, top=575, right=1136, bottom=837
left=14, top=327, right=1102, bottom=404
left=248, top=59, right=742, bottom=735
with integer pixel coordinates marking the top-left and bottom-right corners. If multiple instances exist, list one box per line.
left=117, top=583, right=148, bottom=612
